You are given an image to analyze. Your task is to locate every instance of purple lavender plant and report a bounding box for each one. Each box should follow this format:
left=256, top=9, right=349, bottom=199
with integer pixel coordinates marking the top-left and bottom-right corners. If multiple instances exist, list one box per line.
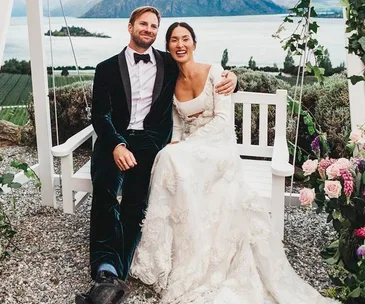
left=311, top=136, right=321, bottom=156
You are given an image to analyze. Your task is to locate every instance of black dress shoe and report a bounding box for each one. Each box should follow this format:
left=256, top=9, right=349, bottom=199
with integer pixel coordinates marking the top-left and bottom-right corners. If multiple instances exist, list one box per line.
left=75, top=271, right=130, bottom=304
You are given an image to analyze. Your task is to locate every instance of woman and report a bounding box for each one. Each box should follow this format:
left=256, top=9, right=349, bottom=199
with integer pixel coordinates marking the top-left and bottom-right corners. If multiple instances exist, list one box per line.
left=130, top=22, right=338, bottom=304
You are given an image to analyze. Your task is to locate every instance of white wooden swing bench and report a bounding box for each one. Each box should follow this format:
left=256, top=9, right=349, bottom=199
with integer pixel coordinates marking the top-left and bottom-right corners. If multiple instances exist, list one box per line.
left=51, top=89, right=294, bottom=239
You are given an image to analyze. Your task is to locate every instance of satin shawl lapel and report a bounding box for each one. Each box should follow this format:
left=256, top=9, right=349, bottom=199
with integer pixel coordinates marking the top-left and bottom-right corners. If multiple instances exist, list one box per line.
left=117, top=48, right=131, bottom=114
left=152, top=48, right=164, bottom=106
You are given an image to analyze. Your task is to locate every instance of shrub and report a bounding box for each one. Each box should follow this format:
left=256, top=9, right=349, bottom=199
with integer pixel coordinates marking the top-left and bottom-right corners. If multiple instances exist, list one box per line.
left=27, top=81, right=92, bottom=145
left=314, top=74, right=350, bottom=157
left=232, top=68, right=290, bottom=145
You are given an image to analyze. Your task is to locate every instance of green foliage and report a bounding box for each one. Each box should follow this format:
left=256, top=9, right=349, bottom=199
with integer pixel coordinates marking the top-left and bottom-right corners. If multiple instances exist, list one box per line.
left=275, top=0, right=365, bottom=84
left=221, top=49, right=229, bottom=69
left=342, top=0, right=365, bottom=84
left=274, top=0, right=326, bottom=82
left=318, top=48, right=333, bottom=76
left=0, top=107, right=29, bottom=126
left=0, top=158, right=40, bottom=259
left=44, top=26, right=111, bottom=38
left=0, top=73, right=94, bottom=127
left=0, top=59, right=31, bottom=75
left=0, top=74, right=30, bottom=106
left=314, top=74, right=350, bottom=157
left=248, top=56, right=257, bottom=70
left=283, top=50, right=295, bottom=74
left=28, top=81, right=93, bottom=145
left=233, top=68, right=290, bottom=93
left=61, top=68, right=69, bottom=77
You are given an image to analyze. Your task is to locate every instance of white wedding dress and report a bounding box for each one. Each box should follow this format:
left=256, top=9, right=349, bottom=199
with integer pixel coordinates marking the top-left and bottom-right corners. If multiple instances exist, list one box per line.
left=130, top=64, right=338, bottom=304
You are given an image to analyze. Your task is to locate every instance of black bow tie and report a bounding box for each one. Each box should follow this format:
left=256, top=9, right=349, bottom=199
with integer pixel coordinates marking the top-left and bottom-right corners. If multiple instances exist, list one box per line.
left=134, top=53, right=150, bottom=64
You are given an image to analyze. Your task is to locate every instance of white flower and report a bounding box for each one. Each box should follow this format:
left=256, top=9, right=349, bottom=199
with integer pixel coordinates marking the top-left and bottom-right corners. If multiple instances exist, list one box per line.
left=349, top=129, right=363, bottom=143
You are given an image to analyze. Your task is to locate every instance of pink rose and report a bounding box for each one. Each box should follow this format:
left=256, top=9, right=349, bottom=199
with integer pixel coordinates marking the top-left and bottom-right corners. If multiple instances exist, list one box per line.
left=299, top=188, right=315, bottom=206
left=336, top=158, right=351, bottom=169
left=326, top=164, right=341, bottom=180
left=302, top=159, right=318, bottom=176
left=349, top=129, right=363, bottom=143
left=324, top=181, right=342, bottom=198
left=354, top=227, right=365, bottom=239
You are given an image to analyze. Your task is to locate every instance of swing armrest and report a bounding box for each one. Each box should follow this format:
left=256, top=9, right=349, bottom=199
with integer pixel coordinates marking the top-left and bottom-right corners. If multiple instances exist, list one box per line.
left=271, top=135, right=294, bottom=177
left=52, top=125, right=95, bottom=157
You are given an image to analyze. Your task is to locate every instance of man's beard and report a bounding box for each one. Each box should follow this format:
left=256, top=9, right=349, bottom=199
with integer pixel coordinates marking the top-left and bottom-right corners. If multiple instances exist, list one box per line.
left=131, top=31, right=156, bottom=49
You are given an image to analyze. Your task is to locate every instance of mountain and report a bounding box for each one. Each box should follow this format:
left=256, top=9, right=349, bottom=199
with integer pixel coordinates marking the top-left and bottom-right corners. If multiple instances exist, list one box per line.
left=82, top=0, right=287, bottom=18
left=11, top=0, right=100, bottom=17
left=11, top=0, right=58, bottom=17
left=272, top=0, right=341, bottom=9
left=50, top=0, right=102, bottom=17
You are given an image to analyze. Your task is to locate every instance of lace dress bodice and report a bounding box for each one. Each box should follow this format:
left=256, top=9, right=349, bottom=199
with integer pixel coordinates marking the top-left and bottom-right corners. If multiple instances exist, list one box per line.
left=171, top=64, right=236, bottom=144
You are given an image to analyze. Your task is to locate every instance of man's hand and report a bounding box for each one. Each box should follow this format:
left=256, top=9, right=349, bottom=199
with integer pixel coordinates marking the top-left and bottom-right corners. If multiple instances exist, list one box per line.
left=215, top=71, right=238, bottom=95
left=113, top=145, right=137, bottom=171
left=169, top=141, right=179, bottom=145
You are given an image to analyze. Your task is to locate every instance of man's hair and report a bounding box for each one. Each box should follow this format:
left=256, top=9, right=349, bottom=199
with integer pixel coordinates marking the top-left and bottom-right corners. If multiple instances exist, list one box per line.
left=129, top=6, right=161, bottom=26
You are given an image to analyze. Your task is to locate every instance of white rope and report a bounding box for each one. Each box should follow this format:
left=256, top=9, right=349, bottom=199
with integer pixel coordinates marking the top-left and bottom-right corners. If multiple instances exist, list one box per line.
left=58, top=0, right=91, bottom=120
left=47, top=0, right=60, bottom=146
left=289, top=0, right=313, bottom=206
left=290, top=52, right=305, bottom=118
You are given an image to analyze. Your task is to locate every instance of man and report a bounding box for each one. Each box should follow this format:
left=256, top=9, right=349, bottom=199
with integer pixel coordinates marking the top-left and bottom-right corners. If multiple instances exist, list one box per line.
left=76, top=6, right=237, bottom=304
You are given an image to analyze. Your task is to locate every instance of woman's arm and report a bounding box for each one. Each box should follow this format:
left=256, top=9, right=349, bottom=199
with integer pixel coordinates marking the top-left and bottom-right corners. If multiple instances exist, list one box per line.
left=186, top=65, right=232, bottom=141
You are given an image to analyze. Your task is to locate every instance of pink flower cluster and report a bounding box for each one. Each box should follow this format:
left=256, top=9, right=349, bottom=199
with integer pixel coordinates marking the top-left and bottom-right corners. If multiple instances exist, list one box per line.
left=340, top=168, right=354, bottom=197
left=317, top=158, right=336, bottom=180
left=354, top=227, right=365, bottom=239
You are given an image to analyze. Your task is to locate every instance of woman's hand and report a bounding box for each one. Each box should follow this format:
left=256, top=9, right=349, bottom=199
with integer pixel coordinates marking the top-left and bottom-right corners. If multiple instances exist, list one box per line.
left=215, top=71, right=238, bottom=95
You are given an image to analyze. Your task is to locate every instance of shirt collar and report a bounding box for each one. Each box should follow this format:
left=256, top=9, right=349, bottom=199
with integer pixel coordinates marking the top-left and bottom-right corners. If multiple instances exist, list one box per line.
left=126, top=45, right=155, bottom=65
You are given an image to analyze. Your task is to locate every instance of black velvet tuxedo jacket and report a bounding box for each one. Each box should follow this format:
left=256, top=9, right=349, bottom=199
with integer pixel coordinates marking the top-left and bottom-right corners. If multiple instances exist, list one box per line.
left=91, top=47, right=178, bottom=154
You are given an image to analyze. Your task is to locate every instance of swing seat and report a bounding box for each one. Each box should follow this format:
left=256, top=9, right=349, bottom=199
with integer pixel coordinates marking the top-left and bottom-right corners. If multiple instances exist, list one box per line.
left=51, top=89, right=294, bottom=239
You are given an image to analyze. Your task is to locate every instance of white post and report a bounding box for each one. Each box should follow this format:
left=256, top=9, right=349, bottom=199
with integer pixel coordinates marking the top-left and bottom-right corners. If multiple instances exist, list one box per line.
left=26, top=0, right=56, bottom=207
left=347, top=54, right=365, bottom=130
left=344, top=8, right=365, bottom=130
left=0, top=0, right=13, bottom=67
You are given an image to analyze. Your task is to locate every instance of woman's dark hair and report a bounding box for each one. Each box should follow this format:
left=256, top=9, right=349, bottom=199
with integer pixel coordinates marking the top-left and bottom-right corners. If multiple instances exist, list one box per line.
left=165, top=22, right=197, bottom=52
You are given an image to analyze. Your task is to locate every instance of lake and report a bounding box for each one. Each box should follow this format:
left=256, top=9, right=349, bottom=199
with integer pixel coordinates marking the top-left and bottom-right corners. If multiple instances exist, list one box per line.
left=4, top=15, right=346, bottom=68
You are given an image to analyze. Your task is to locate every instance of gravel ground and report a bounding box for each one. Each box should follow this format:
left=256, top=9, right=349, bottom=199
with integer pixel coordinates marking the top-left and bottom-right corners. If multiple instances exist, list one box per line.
left=0, top=145, right=336, bottom=304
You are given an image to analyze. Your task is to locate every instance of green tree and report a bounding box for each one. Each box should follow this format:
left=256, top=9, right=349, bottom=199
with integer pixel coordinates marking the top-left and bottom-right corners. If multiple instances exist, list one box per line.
left=248, top=56, right=256, bottom=70
left=61, top=68, right=69, bottom=76
left=283, top=51, right=295, bottom=74
left=1, top=59, right=31, bottom=75
left=318, top=48, right=333, bottom=76
left=221, top=49, right=229, bottom=69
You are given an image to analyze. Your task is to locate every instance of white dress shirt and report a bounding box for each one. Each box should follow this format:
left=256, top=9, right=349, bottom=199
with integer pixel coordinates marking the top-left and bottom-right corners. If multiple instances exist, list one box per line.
left=125, top=46, right=157, bottom=130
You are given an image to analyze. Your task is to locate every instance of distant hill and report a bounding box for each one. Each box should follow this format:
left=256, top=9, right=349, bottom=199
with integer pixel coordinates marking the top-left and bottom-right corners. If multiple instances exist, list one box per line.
left=11, top=0, right=58, bottom=17
left=272, top=0, right=341, bottom=9
left=82, top=0, right=287, bottom=18
left=50, top=0, right=101, bottom=17
left=11, top=0, right=100, bottom=17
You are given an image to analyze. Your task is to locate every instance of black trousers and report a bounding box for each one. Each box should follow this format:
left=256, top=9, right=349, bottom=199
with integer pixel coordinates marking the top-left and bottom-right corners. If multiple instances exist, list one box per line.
left=89, top=130, right=159, bottom=280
